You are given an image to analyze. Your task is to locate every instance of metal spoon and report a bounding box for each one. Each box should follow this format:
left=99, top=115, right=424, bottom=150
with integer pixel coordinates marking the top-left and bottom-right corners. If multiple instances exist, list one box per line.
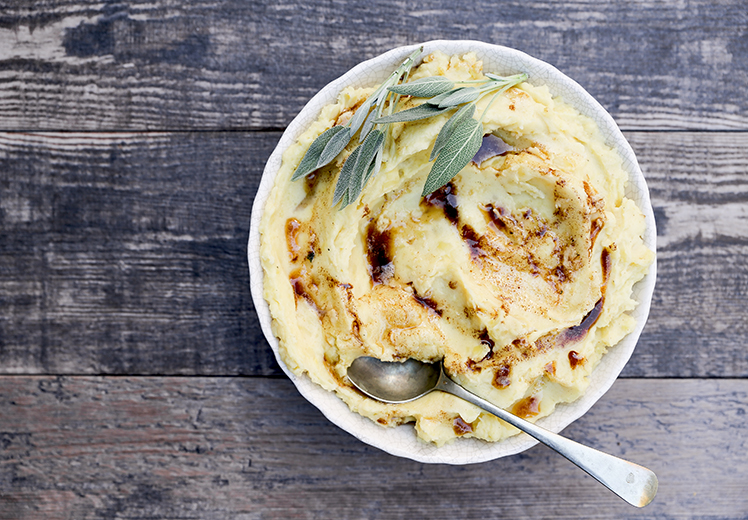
left=347, top=356, right=658, bottom=507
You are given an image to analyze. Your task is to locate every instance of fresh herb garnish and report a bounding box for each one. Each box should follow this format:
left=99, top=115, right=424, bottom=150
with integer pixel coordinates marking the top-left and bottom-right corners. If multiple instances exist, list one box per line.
left=292, top=49, right=527, bottom=207
left=375, top=72, right=526, bottom=195
left=291, top=48, right=422, bottom=196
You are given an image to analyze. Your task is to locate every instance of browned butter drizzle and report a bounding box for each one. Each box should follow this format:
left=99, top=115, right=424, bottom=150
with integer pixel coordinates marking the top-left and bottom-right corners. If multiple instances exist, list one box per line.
left=366, top=219, right=394, bottom=285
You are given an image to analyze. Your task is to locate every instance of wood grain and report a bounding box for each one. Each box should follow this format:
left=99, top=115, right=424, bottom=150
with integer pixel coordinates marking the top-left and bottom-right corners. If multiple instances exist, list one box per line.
left=0, top=376, right=745, bottom=520
left=1, top=131, right=746, bottom=377
left=0, top=0, right=746, bottom=131
left=0, top=132, right=278, bottom=376
left=1, top=2, right=744, bottom=519
left=624, top=131, right=748, bottom=378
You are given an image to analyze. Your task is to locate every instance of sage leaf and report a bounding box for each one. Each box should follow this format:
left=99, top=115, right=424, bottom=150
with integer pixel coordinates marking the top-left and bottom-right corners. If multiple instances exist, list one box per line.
left=348, top=98, right=373, bottom=137
left=292, top=125, right=347, bottom=180
left=345, top=129, right=385, bottom=206
left=485, top=72, right=507, bottom=82
left=359, top=107, right=378, bottom=143
left=486, top=72, right=522, bottom=82
left=388, top=76, right=455, bottom=98
left=365, top=143, right=384, bottom=186
left=342, top=130, right=384, bottom=207
left=333, top=145, right=362, bottom=206
left=362, top=161, right=377, bottom=192
left=357, top=82, right=392, bottom=143
left=426, top=88, right=461, bottom=106
left=374, top=103, right=450, bottom=124
left=318, top=126, right=352, bottom=167
left=375, top=83, right=391, bottom=109
left=438, top=86, right=481, bottom=108
left=422, top=116, right=483, bottom=196
left=430, top=103, right=475, bottom=161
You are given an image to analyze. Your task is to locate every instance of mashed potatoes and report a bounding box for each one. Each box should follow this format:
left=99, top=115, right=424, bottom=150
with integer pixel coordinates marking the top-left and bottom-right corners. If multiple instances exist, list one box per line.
left=260, top=51, right=653, bottom=446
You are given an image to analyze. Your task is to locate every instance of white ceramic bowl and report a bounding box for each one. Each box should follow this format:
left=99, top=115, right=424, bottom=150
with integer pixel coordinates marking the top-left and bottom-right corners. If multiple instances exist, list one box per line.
left=248, top=40, right=657, bottom=465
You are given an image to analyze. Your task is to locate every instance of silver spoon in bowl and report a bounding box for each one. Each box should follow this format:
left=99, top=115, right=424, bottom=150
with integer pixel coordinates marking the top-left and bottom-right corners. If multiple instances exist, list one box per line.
left=347, top=356, right=658, bottom=507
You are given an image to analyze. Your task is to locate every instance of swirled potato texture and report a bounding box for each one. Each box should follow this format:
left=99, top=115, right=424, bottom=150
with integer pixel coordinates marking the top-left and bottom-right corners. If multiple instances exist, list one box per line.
left=261, top=52, right=653, bottom=445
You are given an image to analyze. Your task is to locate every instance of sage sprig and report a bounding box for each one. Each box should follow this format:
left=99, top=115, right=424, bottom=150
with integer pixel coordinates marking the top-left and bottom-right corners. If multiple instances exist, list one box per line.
left=374, top=73, right=526, bottom=124
left=430, top=103, right=475, bottom=161
left=291, top=47, right=423, bottom=204
left=422, top=111, right=483, bottom=196
left=291, top=49, right=527, bottom=207
left=377, top=72, right=527, bottom=195
left=333, top=128, right=385, bottom=207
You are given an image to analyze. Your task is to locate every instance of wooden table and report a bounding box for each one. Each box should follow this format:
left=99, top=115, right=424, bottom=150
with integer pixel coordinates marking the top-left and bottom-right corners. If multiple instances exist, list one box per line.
left=1, top=1, right=746, bottom=518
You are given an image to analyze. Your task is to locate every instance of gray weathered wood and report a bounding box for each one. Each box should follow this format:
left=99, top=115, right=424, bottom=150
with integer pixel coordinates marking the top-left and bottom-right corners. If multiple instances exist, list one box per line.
left=0, top=131, right=279, bottom=376
left=1, top=131, right=746, bottom=377
left=1, top=1, right=745, bottom=519
left=0, top=376, right=745, bottom=519
left=0, top=0, right=746, bottom=131
left=623, top=131, right=748, bottom=378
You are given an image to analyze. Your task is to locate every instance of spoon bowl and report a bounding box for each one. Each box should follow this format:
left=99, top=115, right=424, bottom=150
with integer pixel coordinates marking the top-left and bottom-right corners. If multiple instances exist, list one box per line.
left=347, top=356, right=658, bottom=508
left=347, top=357, right=440, bottom=403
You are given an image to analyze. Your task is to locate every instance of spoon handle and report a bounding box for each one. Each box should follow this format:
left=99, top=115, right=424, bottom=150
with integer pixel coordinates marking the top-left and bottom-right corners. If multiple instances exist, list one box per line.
left=438, top=376, right=658, bottom=507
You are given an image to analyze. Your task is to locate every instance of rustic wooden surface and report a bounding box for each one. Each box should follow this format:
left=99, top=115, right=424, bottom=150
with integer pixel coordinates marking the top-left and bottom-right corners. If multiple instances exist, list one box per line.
left=1, top=377, right=746, bottom=520
left=1, top=1, right=747, bottom=518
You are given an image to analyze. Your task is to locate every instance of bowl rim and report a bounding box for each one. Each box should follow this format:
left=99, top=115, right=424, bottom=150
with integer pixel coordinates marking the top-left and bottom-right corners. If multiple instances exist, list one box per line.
left=248, top=39, right=657, bottom=464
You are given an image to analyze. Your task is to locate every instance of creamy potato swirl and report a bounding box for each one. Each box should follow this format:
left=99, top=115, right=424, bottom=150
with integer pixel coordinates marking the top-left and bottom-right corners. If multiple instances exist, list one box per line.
left=260, top=52, right=653, bottom=445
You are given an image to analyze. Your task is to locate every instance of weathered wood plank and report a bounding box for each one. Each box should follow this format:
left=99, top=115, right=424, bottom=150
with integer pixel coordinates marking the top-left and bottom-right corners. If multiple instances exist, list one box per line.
left=623, top=131, right=748, bottom=377
left=1, top=131, right=746, bottom=377
left=0, top=131, right=279, bottom=376
left=0, top=376, right=745, bottom=519
left=0, top=0, right=746, bottom=131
